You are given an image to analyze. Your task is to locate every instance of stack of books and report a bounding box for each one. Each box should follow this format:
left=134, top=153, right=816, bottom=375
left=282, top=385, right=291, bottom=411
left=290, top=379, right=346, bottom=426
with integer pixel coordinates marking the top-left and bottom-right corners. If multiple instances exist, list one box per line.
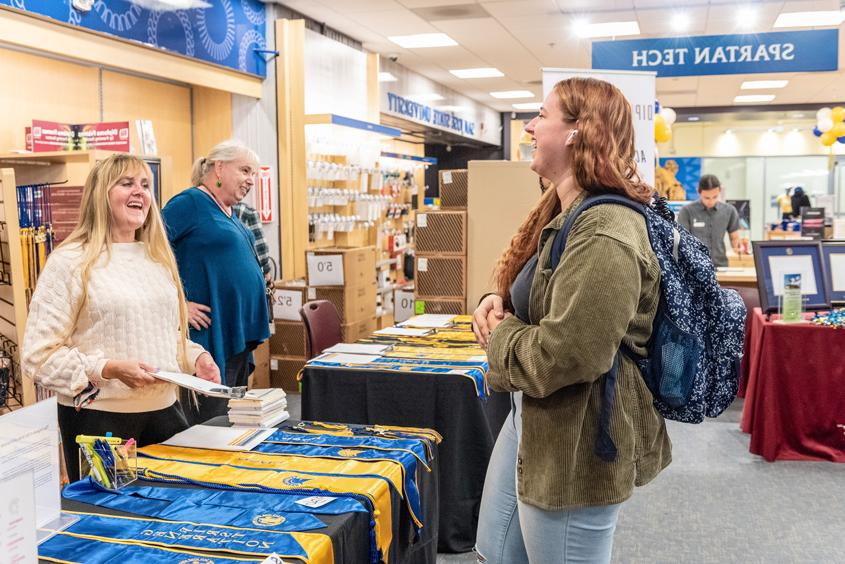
left=227, top=388, right=289, bottom=427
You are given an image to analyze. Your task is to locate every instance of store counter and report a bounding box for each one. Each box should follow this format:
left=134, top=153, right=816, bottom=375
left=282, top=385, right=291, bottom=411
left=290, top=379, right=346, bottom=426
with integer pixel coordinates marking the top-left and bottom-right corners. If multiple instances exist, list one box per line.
left=301, top=320, right=510, bottom=553
left=740, top=308, right=845, bottom=462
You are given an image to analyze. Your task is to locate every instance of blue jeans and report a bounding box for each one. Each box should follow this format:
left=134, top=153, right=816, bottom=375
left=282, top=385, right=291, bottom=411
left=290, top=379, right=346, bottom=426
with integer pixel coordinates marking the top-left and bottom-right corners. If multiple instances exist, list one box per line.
left=475, top=394, right=622, bottom=563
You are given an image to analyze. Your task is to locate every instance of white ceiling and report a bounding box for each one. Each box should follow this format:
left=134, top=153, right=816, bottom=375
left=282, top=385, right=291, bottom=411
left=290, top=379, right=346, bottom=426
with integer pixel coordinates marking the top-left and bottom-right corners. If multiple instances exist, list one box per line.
left=273, top=0, right=845, bottom=112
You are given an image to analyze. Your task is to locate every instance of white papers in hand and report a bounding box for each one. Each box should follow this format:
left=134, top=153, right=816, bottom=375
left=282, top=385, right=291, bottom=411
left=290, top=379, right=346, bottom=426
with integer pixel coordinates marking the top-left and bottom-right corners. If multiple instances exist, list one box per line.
left=161, top=425, right=274, bottom=451
left=321, top=343, right=392, bottom=355
left=151, top=371, right=245, bottom=398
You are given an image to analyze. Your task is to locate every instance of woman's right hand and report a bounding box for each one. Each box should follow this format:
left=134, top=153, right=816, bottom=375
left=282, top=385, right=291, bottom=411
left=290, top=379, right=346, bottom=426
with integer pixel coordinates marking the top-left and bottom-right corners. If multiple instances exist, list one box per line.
left=472, top=294, right=505, bottom=349
left=187, top=301, right=212, bottom=331
left=102, top=360, right=158, bottom=388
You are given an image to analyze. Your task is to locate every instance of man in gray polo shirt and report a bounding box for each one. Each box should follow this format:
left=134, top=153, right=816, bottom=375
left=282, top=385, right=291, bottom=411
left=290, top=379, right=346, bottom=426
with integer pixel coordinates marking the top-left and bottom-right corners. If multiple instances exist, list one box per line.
left=677, top=174, right=741, bottom=267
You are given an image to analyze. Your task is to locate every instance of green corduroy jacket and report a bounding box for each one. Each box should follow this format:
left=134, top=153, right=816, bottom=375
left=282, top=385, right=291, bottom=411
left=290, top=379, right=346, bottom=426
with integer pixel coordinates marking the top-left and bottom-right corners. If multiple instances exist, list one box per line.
left=488, top=196, right=673, bottom=510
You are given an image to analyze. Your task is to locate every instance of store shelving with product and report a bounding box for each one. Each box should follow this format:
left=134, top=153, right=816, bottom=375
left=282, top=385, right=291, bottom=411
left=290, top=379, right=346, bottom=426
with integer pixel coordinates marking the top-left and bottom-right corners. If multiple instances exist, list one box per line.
left=0, top=151, right=164, bottom=410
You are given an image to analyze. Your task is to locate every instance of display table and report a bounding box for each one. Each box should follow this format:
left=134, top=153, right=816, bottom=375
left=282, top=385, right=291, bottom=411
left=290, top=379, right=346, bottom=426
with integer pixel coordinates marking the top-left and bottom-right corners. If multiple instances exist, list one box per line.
left=55, top=418, right=440, bottom=564
left=301, top=319, right=510, bottom=553
left=740, top=308, right=845, bottom=462
left=716, top=267, right=757, bottom=288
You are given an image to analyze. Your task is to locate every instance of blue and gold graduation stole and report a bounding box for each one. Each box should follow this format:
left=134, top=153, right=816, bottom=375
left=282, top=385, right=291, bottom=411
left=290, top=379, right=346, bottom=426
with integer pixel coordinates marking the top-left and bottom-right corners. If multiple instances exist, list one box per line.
left=286, top=421, right=442, bottom=451
left=62, top=478, right=344, bottom=532
left=39, top=511, right=333, bottom=562
left=137, top=447, right=393, bottom=562
left=40, top=531, right=263, bottom=563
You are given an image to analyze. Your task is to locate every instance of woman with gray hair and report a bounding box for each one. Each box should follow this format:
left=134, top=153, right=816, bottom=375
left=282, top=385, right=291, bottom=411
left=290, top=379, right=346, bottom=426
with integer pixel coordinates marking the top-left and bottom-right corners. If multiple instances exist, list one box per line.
left=162, top=140, right=270, bottom=422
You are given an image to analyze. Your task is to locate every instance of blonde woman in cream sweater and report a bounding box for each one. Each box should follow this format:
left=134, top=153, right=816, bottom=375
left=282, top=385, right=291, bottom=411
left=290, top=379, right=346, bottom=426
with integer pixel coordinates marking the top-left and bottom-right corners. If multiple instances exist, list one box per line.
left=22, top=154, right=220, bottom=481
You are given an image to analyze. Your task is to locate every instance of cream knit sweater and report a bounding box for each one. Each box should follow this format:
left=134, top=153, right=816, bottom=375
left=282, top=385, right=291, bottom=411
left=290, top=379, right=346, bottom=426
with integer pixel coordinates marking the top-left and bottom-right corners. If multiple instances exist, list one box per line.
left=22, top=242, right=206, bottom=413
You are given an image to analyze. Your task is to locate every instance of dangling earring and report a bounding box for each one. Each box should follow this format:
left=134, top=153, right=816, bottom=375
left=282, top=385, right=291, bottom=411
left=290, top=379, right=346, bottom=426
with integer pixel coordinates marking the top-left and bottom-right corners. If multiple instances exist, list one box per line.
left=215, top=179, right=222, bottom=188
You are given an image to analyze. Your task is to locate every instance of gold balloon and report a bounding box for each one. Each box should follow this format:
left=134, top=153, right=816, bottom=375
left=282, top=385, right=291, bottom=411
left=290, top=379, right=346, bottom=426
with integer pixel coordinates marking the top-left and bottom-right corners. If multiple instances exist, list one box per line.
left=821, top=131, right=837, bottom=146
left=832, top=122, right=845, bottom=138
left=655, top=124, right=672, bottom=143
left=832, top=106, right=845, bottom=122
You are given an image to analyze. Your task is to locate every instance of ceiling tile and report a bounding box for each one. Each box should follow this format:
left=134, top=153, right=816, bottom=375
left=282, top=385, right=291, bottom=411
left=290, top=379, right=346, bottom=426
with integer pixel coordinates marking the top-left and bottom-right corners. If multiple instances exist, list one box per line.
left=636, top=6, right=709, bottom=36
left=318, top=0, right=405, bottom=13
left=481, top=0, right=559, bottom=18
left=347, top=9, right=441, bottom=35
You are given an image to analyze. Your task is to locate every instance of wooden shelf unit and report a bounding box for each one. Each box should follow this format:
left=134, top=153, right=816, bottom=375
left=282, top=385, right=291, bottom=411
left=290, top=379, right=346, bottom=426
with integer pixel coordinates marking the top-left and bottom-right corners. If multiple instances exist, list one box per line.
left=0, top=150, right=128, bottom=407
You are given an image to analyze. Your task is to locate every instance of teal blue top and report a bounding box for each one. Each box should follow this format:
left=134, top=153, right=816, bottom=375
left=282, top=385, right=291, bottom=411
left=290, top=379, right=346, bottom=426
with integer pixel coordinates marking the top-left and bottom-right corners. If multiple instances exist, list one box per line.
left=162, top=188, right=269, bottom=376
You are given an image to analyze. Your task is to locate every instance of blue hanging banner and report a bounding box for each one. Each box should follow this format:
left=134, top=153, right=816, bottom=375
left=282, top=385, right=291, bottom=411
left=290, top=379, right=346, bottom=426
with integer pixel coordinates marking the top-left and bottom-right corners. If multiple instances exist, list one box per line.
left=1, top=0, right=268, bottom=76
left=592, top=30, right=838, bottom=77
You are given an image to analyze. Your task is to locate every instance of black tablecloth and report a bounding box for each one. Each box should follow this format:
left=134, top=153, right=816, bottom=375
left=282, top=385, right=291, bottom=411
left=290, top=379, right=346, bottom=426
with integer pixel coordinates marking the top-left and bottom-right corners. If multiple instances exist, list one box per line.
left=55, top=417, right=439, bottom=564
left=301, top=367, right=511, bottom=553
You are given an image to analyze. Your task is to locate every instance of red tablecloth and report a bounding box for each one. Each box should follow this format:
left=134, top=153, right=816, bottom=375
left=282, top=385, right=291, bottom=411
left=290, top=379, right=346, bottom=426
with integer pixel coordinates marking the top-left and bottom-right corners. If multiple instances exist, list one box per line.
left=740, top=307, right=845, bottom=462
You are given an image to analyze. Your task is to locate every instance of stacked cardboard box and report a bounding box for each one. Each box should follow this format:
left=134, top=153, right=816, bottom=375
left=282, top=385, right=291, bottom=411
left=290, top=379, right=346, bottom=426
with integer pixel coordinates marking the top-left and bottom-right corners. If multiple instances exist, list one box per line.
left=414, top=201, right=468, bottom=315
left=269, top=247, right=378, bottom=390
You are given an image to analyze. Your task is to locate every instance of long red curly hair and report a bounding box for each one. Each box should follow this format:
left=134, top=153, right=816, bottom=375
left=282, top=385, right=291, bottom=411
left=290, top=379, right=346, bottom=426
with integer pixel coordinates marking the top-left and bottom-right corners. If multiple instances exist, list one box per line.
left=494, top=77, right=654, bottom=309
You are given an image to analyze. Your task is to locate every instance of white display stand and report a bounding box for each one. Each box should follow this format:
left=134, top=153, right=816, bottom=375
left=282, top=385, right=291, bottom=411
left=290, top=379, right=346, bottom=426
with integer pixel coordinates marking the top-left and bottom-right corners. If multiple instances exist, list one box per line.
left=0, top=397, right=77, bottom=544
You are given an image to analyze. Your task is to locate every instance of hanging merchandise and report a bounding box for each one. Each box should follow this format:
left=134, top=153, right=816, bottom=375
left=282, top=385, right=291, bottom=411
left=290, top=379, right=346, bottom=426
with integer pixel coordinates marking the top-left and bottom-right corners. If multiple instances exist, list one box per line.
left=16, top=183, right=58, bottom=303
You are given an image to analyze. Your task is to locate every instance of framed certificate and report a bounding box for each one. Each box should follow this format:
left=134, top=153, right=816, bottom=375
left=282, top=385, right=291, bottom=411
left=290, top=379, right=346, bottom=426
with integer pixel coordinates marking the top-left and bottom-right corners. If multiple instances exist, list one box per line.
left=752, top=241, right=829, bottom=313
left=821, top=242, right=845, bottom=303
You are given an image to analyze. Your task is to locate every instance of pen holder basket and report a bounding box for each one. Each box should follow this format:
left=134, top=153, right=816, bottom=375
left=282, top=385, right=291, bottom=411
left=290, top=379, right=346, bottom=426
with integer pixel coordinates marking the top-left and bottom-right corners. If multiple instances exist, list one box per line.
left=77, top=436, right=137, bottom=489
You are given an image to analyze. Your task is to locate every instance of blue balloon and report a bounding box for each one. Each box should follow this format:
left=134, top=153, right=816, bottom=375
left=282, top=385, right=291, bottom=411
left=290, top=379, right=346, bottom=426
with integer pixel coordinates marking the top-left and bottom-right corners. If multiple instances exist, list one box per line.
left=813, top=127, right=823, bottom=137
left=655, top=100, right=661, bottom=114
left=838, top=135, right=845, bottom=143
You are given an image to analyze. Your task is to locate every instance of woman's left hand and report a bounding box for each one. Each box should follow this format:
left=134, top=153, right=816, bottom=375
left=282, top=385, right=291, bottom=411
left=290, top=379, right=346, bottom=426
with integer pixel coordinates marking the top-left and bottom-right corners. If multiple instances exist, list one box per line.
left=486, top=310, right=512, bottom=335
left=194, top=353, right=221, bottom=384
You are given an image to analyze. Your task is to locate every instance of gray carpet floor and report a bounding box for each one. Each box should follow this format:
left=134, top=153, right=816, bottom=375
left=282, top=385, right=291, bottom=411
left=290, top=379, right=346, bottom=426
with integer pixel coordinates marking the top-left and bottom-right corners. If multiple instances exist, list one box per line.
left=286, top=395, right=845, bottom=563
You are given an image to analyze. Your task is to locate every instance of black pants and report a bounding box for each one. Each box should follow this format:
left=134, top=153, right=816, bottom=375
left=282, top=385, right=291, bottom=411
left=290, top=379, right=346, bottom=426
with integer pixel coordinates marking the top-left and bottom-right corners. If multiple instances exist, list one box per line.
left=58, top=402, right=188, bottom=483
left=181, top=348, right=253, bottom=426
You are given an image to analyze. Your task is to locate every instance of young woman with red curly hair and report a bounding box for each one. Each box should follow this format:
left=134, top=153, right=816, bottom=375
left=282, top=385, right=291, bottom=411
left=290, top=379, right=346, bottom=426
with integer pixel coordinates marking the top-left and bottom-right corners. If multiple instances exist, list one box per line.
left=472, top=77, right=672, bottom=563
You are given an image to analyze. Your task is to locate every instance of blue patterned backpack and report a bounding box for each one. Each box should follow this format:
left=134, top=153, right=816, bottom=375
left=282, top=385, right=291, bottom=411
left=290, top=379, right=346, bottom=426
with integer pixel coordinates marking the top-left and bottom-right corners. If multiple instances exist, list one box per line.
left=550, top=193, right=746, bottom=459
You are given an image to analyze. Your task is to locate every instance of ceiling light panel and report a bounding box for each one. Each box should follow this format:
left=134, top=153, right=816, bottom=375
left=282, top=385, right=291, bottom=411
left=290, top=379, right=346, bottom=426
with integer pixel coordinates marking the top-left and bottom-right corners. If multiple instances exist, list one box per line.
left=387, top=33, right=458, bottom=48
left=449, top=68, right=504, bottom=79
left=513, top=102, right=542, bottom=110
left=774, top=10, right=845, bottom=28
left=741, top=80, right=789, bottom=89
left=378, top=72, right=398, bottom=83
left=490, top=90, right=534, bottom=99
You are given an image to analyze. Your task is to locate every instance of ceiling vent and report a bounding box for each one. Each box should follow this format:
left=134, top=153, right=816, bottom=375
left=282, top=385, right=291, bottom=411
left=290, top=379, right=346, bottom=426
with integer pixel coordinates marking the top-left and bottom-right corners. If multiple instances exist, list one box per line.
left=411, top=4, right=490, bottom=21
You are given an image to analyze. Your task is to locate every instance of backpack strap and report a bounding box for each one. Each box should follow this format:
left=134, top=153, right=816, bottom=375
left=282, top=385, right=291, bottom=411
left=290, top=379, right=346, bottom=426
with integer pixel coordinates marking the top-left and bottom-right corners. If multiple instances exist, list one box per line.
left=549, top=193, right=647, bottom=271
left=547, top=192, right=647, bottom=463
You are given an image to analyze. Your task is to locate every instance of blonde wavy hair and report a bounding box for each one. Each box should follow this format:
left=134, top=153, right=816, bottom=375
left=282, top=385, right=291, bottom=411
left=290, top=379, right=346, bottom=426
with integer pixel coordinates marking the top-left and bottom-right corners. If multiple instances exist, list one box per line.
left=494, top=77, right=654, bottom=309
left=60, top=154, right=190, bottom=368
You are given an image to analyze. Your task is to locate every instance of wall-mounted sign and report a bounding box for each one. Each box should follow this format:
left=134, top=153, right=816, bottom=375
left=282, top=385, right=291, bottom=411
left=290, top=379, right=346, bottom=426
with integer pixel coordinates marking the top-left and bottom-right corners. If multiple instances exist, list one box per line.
left=31, top=120, right=130, bottom=153
left=592, top=30, right=838, bottom=77
left=10, top=1, right=267, bottom=76
left=387, top=93, right=477, bottom=137
left=379, top=59, right=501, bottom=146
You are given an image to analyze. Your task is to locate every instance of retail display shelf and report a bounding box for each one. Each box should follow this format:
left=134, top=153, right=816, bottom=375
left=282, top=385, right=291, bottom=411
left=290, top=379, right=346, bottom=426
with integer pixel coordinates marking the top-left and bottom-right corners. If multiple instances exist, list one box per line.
left=304, top=114, right=401, bottom=138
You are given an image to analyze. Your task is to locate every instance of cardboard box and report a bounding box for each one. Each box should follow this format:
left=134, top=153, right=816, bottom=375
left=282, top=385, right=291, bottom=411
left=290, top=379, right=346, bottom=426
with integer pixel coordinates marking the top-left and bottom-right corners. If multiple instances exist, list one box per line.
left=270, top=355, right=305, bottom=392
left=415, top=255, right=466, bottom=299
left=269, top=320, right=308, bottom=357
left=415, top=210, right=467, bottom=255
left=307, top=246, right=376, bottom=287
left=413, top=298, right=466, bottom=316
left=377, top=311, right=394, bottom=330
left=309, top=282, right=376, bottom=324
left=248, top=340, right=270, bottom=389
left=438, top=169, right=468, bottom=209
left=335, top=227, right=371, bottom=248
left=341, top=316, right=378, bottom=343
left=271, top=280, right=308, bottom=321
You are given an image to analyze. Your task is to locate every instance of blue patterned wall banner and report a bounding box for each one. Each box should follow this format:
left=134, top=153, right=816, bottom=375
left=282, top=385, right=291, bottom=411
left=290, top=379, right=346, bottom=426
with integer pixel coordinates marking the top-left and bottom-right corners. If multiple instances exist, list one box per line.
left=2, top=0, right=267, bottom=77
